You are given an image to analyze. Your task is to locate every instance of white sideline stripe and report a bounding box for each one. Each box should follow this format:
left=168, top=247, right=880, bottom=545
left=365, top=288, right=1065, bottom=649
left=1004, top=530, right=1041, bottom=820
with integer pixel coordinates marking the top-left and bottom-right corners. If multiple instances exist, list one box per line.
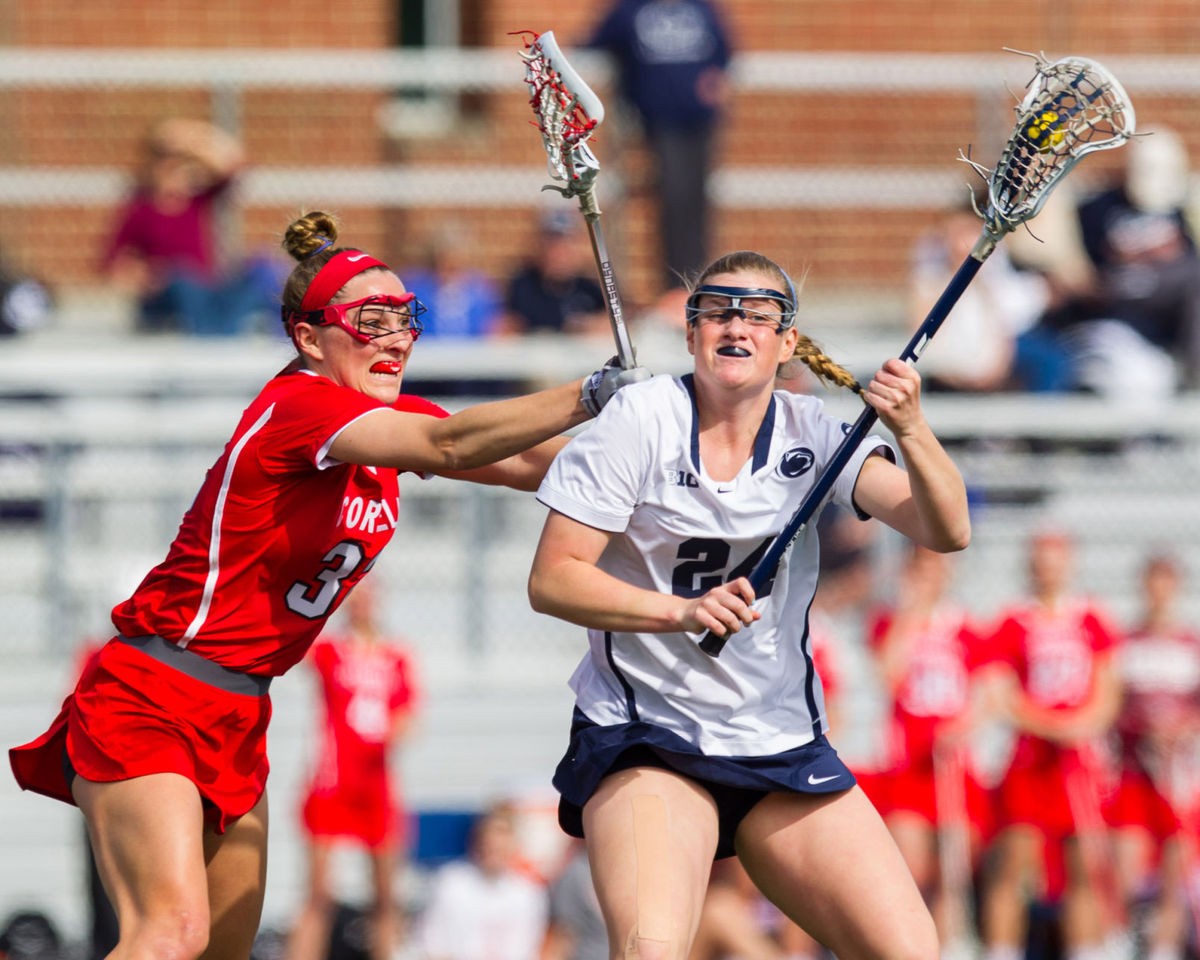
left=0, top=164, right=984, bottom=208
left=180, top=402, right=275, bottom=646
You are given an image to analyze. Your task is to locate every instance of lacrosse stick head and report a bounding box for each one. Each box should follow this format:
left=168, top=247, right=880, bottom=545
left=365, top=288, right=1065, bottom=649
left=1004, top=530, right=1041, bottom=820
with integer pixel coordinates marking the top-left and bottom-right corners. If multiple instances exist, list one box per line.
left=519, top=30, right=605, bottom=199
left=977, top=53, right=1135, bottom=245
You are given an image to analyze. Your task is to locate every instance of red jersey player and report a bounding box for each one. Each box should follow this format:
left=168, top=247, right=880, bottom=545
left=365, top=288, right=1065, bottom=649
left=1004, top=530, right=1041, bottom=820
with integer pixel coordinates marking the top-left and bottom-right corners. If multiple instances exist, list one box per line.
left=1107, top=552, right=1200, bottom=960
left=977, top=531, right=1124, bottom=960
left=8, top=210, right=648, bottom=960
left=288, top=581, right=418, bottom=960
left=865, top=545, right=992, bottom=956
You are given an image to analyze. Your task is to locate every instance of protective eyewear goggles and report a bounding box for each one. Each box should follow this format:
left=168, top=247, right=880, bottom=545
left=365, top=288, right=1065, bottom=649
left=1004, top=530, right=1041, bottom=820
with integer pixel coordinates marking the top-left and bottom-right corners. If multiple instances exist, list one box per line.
left=284, top=293, right=426, bottom=344
left=685, top=285, right=796, bottom=332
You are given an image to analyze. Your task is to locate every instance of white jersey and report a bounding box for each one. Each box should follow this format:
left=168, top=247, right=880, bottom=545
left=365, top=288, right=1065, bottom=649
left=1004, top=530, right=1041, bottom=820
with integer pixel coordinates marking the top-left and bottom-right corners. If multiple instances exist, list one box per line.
left=538, top=374, right=893, bottom=757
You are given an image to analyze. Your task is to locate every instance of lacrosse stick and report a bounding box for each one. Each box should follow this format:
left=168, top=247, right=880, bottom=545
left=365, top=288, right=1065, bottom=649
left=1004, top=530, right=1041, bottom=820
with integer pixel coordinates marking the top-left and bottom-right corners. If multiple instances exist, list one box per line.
left=518, top=30, right=637, bottom=370
left=699, top=51, right=1135, bottom=656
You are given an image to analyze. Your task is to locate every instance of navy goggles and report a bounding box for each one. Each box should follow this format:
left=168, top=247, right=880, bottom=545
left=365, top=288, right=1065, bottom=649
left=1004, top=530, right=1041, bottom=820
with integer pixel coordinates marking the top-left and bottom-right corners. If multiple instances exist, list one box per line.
left=685, top=285, right=796, bottom=331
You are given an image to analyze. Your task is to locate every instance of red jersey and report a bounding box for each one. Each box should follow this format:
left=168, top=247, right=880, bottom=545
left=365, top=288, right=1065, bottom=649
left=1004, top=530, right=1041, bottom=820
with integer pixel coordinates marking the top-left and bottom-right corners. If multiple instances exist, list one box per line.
left=111, top=370, right=446, bottom=676
left=869, top=604, right=987, bottom=768
left=985, top=598, right=1120, bottom=711
left=302, top=634, right=418, bottom=847
left=309, top=634, right=417, bottom=758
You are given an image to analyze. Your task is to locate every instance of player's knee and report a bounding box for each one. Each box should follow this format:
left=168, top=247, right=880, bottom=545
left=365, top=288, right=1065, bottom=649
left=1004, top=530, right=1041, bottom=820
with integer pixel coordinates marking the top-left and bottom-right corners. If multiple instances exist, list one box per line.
left=622, top=930, right=682, bottom=960
left=122, top=902, right=211, bottom=960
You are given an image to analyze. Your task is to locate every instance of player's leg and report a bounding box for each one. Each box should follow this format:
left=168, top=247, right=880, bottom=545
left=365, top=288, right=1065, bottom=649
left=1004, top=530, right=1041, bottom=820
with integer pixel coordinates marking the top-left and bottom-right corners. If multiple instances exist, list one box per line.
left=887, top=811, right=938, bottom=897
left=74, top=772, right=213, bottom=960
left=367, top=844, right=400, bottom=960
left=735, top=786, right=939, bottom=960
left=1060, top=832, right=1112, bottom=959
left=1147, top=834, right=1190, bottom=960
left=979, top=824, right=1044, bottom=960
left=582, top=766, right=721, bottom=960
left=202, top=791, right=269, bottom=960
left=285, top=837, right=337, bottom=960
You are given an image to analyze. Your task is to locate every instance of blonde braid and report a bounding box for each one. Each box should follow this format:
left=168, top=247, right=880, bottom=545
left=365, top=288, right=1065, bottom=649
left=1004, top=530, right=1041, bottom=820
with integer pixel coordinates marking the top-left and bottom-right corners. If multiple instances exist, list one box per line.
left=792, top=334, right=864, bottom=396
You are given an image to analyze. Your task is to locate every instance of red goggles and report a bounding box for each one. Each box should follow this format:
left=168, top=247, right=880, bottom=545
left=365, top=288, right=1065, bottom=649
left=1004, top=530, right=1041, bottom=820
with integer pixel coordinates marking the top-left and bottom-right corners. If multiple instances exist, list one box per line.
left=284, top=294, right=426, bottom=345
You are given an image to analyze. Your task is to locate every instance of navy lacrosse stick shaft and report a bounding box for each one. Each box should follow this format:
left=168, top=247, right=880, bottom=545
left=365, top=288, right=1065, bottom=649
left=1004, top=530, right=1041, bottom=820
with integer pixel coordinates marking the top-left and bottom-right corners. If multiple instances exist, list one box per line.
left=698, top=246, right=988, bottom=656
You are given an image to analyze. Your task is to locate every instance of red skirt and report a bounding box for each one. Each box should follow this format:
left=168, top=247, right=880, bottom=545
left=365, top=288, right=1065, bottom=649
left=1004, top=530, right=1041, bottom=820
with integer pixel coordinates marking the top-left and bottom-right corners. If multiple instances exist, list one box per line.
left=301, top=777, right=405, bottom=851
left=1104, top=764, right=1183, bottom=844
left=866, top=761, right=994, bottom=842
left=9, top=636, right=272, bottom=833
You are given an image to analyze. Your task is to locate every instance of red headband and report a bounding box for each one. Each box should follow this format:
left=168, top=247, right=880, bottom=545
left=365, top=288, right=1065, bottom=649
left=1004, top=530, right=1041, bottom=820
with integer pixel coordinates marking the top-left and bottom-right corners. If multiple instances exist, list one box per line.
left=299, top=249, right=390, bottom=311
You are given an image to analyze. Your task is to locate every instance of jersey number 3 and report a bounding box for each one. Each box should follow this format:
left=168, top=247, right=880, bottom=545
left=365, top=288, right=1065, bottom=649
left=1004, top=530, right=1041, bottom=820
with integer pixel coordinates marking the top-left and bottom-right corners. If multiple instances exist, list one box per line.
left=286, top=541, right=370, bottom=619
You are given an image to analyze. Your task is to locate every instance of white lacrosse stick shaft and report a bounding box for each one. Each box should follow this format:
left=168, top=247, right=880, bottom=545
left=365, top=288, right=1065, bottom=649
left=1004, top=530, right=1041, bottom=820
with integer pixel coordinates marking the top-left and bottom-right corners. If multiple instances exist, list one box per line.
left=522, top=31, right=637, bottom=370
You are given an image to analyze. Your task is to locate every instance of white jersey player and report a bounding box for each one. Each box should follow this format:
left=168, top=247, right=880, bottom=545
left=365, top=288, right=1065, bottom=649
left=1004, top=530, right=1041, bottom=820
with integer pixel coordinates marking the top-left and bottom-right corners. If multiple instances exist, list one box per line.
left=529, top=250, right=971, bottom=960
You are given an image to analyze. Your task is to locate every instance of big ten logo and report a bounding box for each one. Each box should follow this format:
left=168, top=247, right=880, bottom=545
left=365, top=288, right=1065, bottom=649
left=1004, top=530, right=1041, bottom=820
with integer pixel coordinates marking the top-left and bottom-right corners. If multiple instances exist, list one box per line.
left=665, top=469, right=699, bottom=488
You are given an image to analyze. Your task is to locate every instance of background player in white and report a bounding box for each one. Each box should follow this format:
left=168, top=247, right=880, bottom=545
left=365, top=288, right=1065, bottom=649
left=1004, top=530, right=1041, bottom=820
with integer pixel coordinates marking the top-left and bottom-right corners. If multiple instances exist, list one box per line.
left=9, top=210, right=645, bottom=960
left=528, top=250, right=970, bottom=960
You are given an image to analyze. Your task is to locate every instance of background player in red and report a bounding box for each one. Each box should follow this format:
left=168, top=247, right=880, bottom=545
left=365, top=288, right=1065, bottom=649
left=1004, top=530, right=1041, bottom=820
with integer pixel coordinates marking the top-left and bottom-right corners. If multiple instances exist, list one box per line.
left=8, top=209, right=646, bottom=960
left=977, top=530, right=1124, bottom=960
left=864, top=545, right=992, bottom=958
left=287, top=579, right=419, bottom=960
left=1106, top=551, right=1200, bottom=960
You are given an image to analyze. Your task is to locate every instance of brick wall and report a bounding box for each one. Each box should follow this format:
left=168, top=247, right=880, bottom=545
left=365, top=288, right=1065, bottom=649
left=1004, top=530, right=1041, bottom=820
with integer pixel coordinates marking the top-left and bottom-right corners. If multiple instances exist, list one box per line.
left=2, top=0, right=1197, bottom=320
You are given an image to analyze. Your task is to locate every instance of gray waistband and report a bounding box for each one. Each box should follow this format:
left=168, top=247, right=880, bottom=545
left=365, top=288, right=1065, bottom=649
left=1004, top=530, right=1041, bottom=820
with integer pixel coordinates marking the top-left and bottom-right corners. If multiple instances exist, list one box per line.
left=117, top=634, right=271, bottom=696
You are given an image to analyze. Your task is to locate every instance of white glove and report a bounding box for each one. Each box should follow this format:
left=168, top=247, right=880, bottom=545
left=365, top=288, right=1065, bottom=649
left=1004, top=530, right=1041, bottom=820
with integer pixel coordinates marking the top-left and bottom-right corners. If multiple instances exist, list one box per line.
left=581, top=357, right=653, bottom=416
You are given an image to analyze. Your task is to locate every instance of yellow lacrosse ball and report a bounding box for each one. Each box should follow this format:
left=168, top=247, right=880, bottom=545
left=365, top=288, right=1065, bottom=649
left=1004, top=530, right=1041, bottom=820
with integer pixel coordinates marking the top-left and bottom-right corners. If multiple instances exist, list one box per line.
left=1026, top=110, right=1065, bottom=153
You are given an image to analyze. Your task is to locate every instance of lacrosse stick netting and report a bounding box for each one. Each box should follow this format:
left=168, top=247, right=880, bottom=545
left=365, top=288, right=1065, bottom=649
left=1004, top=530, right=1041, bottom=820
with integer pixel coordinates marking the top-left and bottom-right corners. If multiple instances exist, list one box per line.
left=699, top=53, right=1135, bottom=657
left=974, top=52, right=1136, bottom=254
left=518, top=30, right=636, bottom=370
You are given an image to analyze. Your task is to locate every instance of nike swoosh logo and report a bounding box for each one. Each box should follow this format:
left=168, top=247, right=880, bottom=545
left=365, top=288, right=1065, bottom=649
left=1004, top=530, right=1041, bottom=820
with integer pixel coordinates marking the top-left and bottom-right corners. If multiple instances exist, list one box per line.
left=346, top=253, right=370, bottom=262
left=807, top=774, right=841, bottom=785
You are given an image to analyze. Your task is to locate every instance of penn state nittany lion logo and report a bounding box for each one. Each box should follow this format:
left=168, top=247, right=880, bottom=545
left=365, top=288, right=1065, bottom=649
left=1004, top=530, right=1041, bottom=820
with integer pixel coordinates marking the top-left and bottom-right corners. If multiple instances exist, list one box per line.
left=777, top=446, right=815, bottom=479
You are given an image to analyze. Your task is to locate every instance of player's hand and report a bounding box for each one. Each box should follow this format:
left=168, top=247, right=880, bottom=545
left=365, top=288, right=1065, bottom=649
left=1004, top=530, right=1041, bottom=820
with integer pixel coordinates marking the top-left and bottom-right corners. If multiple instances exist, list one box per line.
left=679, top=577, right=760, bottom=637
left=862, top=359, right=925, bottom=438
left=581, top=357, right=653, bottom=416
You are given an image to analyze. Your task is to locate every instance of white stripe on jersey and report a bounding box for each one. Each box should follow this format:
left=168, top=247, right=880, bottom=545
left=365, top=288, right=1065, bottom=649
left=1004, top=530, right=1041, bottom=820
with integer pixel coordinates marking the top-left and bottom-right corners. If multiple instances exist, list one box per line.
left=537, top=375, right=892, bottom=757
left=181, top=403, right=275, bottom=646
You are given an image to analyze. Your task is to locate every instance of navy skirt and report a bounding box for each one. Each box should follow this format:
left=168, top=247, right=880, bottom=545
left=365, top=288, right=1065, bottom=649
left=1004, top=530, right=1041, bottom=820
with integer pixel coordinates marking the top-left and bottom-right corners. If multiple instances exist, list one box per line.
left=553, top=709, right=855, bottom=859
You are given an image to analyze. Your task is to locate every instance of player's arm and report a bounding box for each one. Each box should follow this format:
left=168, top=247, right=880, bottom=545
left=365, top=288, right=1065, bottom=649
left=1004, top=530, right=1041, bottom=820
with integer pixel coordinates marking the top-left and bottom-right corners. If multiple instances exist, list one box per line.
left=851, top=362, right=970, bottom=553
left=436, top=436, right=570, bottom=492
left=330, top=380, right=590, bottom=474
left=528, top=510, right=758, bottom=637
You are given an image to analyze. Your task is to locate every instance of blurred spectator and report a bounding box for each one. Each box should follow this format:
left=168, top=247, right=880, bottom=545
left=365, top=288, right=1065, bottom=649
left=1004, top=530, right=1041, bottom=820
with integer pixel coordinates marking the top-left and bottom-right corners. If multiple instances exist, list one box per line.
left=0, top=910, right=62, bottom=960
left=415, top=803, right=548, bottom=960
left=688, top=859, right=786, bottom=960
left=287, top=582, right=420, bottom=960
left=585, top=0, right=733, bottom=291
left=863, top=545, right=993, bottom=959
left=976, top=530, right=1126, bottom=960
left=398, top=219, right=509, bottom=396
left=1106, top=551, right=1200, bottom=960
left=100, top=117, right=285, bottom=337
left=540, top=841, right=606, bottom=960
left=909, top=198, right=1050, bottom=393
left=495, top=209, right=608, bottom=338
left=0, top=250, right=52, bottom=338
left=401, top=219, right=502, bottom=339
left=1020, top=127, right=1200, bottom=400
